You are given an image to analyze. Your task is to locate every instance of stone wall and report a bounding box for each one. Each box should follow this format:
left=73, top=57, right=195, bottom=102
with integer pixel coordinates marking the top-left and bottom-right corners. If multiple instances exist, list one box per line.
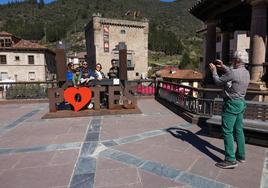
left=86, top=16, right=149, bottom=80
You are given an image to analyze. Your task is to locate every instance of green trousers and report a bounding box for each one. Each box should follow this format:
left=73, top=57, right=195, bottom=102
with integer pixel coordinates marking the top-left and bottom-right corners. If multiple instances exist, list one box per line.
left=222, top=98, right=246, bottom=162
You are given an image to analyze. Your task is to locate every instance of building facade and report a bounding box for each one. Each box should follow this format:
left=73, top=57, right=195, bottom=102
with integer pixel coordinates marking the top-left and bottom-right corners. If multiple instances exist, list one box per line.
left=200, top=30, right=251, bottom=74
left=67, top=52, right=87, bottom=67
left=156, top=68, right=203, bottom=88
left=0, top=31, right=56, bottom=82
left=85, top=14, right=149, bottom=80
left=190, top=0, right=268, bottom=90
left=215, top=31, right=250, bottom=61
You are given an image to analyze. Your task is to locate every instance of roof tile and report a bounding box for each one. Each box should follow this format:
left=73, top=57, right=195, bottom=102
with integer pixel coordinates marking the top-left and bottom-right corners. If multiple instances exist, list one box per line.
left=157, top=69, right=203, bottom=80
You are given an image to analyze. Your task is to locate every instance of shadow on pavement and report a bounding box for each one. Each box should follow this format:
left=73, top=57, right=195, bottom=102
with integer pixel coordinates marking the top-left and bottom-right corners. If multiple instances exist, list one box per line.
left=166, top=128, right=224, bottom=162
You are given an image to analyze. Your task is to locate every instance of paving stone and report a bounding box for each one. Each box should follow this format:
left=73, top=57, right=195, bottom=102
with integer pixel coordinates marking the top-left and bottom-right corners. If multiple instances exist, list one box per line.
left=216, top=161, right=264, bottom=188
left=50, top=150, right=79, bottom=165
left=139, top=170, right=183, bottom=188
left=91, top=123, right=101, bottom=132
left=0, top=142, right=81, bottom=155
left=0, top=153, right=21, bottom=170
left=70, top=173, right=94, bottom=188
left=14, top=151, right=55, bottom=169
left=80, top=142, right=98, bottom=157
left=67, top=125, right=88, bottom=134
left=0, top=109, right=40, bottom=136
left=138, top=99, right=175, bottom=114
left=91, top=119, right=101, bottom=125
left=24, top=135, right=57, bottom=148
left=85, top=132, right=100, bottom=142
left=0, top=148, right=14, bottom=154
left=0, top=107, right=32, bottom=128
left=261, top=172, right=268, bottom=188
left=100, top=129, right=119, bottom=141
left=135, top=145, right=199, bottom=171
left=52, top=133, right=85, bottom=145
left=0, top=100, right=267, bottom=188
left=101, top=140, right=118, bottom=147
left=138, top=130, right=165, bottom=138
left=74, top=157, right=96, bottom=175
left=189, top=157, right=221, bottom=180
left=113, top=141, right=151, bottom=156
left=0, top=134, right=32, bottom=148
left=140, top=160, right=182, bottom=180
left=100, top=149, right=144, bottom=167
left=176, top=172, right=228, bottom=188
left=96, top=157, right=132, bottom=170
left=0, top=164, right=74, bottom=188
left=94, top=183, right=143, bottom=188
left=94, top=163, right=139, bottom=187
left=115, top=135, right=143, bottom=145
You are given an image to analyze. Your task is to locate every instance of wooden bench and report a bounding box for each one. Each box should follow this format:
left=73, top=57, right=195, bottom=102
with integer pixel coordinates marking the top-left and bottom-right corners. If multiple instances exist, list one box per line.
left=206, top=99, right=268, bottom=146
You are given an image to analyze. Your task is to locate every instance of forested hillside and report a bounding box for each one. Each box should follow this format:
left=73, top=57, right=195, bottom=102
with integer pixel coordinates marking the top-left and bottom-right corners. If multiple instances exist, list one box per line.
left=0, top=0, right=203, bottom=69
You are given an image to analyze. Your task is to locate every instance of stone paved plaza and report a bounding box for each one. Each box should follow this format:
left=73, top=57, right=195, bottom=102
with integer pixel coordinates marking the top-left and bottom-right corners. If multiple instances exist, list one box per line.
left=0, top=99, right=267, bottom=188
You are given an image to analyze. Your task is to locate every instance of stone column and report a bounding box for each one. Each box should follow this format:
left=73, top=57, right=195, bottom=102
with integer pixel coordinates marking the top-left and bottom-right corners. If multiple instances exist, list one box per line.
left=92, top=13, right=102, bottom=70
left=204, top=20, right=217, bottom=84
left=249, top=0, right=267, bottom=83
left=221, top=31, right=230, bottom=64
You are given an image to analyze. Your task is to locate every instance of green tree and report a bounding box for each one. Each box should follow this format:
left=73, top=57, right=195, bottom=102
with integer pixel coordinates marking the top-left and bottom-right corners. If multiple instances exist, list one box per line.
left=38, top=0, right=45, bottom=9
left=179, top=52, right=199, bottom=69
left=180, top=52, right=191, bottom=69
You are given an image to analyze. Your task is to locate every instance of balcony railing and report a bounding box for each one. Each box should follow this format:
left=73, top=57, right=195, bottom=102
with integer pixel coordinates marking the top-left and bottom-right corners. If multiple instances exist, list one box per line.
left=0, top=80, right=156, bottom=100
left=0, top=81, right=58, bottom=100
left=128, top=79, right=156, bottom=96
left=156, top=80, right=268, bottom=117
left=156, top=81, right=214, bottom=116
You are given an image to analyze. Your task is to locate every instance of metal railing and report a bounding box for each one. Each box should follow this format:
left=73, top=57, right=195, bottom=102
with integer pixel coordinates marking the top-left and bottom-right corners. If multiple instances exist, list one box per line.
left=0, top=81, right=58, bottom=100
left=0, top=80, right=156, bottom=100
left=128, top=79, right=156, bottom=96
left=156, top=81, right=214, bottom=116
left=213, top=98, right=268, bottom=121
left=156, top=80, right=268, bottom=117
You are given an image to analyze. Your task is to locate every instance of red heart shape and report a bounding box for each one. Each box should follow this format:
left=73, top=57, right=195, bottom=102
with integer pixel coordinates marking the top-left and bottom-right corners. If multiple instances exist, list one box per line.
left=64, top=87, right=92, bottom=112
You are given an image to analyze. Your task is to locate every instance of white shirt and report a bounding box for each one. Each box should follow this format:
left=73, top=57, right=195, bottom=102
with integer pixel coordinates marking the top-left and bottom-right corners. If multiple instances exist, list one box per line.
left=96, top=71, right=103, bottom=79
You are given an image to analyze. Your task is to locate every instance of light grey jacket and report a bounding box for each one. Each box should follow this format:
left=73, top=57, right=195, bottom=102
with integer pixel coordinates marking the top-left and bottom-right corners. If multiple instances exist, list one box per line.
left=212, top=65, right=250, bottom=100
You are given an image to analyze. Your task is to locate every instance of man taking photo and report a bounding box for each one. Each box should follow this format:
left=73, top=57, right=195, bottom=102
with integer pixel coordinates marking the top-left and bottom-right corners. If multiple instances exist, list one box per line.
left=209, top=50, right=250, bottom=169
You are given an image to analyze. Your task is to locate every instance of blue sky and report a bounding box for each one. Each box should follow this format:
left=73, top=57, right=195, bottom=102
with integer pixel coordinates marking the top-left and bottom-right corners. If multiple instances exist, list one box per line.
left=0, top=0, right=55, bottom=4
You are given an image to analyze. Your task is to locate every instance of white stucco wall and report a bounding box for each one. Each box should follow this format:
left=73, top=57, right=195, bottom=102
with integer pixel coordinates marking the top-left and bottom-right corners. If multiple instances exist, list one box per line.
left=0, top=52, right=46, bottom=81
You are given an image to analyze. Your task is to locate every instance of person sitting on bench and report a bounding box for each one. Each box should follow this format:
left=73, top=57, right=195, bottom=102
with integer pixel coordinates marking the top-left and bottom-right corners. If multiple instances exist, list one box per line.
left=108, top=59, right=119, bottom=79
left=95, top=63, right=106, bottom=80
left=72, top=68, right=81, bottom=88
left=80, top=62, right=95, bottom=85
left=95, top=63, right=107, bottom=108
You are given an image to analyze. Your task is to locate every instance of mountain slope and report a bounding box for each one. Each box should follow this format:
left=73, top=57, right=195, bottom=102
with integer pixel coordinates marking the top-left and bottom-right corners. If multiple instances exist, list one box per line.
left=0, top=0, right=202, bottom=54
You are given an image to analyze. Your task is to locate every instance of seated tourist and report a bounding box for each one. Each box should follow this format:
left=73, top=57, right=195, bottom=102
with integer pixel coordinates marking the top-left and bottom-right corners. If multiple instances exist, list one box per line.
left=80, top=62, right=95, bottom=85
left=66, top=63, right=74, bottom=82
left=95, top=63, right=106, bottom=81
left=95, top=63, right=107, bottom=108
left=72, top=69, right=81, bottom=87
left=108, top=59, right=119, bottom=79
left=77, top=62, right=83, bottom=71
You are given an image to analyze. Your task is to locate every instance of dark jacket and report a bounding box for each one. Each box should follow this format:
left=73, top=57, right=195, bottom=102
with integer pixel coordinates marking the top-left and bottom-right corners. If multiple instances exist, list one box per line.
left=80, top=67, right=95, bottom=79
left=108, top=66, right=119, bottom=79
